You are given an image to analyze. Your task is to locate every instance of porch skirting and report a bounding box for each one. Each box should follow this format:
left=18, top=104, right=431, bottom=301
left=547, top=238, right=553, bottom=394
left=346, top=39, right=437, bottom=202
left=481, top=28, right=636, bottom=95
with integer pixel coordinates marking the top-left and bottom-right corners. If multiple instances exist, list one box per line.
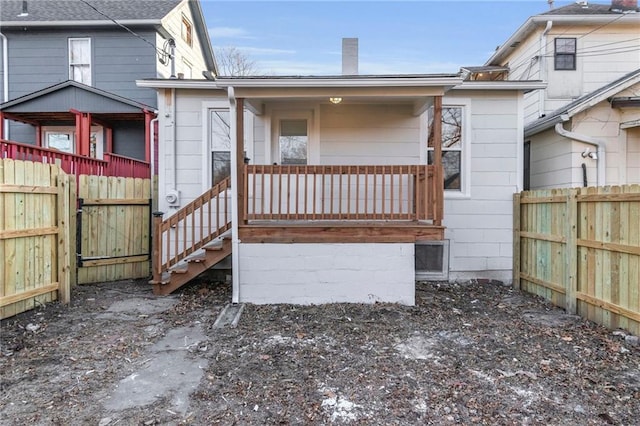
left=237, top=243, right=415, bottom=305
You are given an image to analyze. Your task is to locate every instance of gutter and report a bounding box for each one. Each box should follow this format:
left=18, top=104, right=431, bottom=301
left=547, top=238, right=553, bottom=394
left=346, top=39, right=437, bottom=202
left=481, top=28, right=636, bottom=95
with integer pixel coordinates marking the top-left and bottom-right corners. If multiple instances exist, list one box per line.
left=227, top=87, right=241, bottom=304
left=1, top=32, right=8, bottom=139
left=555, top=115, right=606, bottom=186
left=0, top=19, right=162, bottom=28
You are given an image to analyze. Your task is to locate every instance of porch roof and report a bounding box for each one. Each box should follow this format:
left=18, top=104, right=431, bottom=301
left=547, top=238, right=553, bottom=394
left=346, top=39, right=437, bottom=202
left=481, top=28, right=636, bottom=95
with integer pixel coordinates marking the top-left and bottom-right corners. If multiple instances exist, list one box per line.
left=1, top=80, right=154, bottom=125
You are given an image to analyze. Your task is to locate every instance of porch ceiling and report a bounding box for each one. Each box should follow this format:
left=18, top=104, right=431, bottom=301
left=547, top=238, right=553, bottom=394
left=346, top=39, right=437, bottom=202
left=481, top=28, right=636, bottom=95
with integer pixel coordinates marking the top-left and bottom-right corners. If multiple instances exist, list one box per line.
left=3, top=111, right=145, bottom=126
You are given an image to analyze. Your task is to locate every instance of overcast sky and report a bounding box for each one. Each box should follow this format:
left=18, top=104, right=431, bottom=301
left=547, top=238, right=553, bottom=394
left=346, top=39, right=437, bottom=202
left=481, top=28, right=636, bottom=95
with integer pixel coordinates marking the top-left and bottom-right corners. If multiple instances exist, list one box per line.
left=200, top=0, right=579, bottom=75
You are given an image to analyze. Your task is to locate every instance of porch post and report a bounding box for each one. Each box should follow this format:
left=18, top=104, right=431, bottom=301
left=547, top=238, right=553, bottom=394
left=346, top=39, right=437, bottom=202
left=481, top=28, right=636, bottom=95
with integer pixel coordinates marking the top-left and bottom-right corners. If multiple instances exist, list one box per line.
left=433, top=96, right=443, bottom=226
left=71, top=110, right=91, bottom=156
left=144, top=110, right=154, bottom=163
left=0, top=111, right=4, bottom=140
left=236, top=98, right=246, bottom=225
left=228, top=87, right=241, bottom=304
left=106, top=128, right=113, bottom=153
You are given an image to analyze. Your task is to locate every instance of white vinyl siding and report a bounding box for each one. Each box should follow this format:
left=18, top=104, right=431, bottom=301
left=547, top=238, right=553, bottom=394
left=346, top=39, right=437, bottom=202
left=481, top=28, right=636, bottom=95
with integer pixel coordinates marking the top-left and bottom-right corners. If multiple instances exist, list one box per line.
left=443, top=91, right=521, bottom=282
left=69, top=38, right=91, bottom=85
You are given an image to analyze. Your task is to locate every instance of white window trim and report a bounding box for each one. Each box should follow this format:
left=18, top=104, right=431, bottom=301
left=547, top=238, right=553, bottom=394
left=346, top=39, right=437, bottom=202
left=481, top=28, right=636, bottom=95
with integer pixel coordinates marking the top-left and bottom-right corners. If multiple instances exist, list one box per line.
left=68, top=37, right=92, bottom=85
left=41, top=125, right=103, bottom=158
left=421, top=98, right=471, bottom=199
left=267, top=106, right=319, bottom=165
left=201, top=100, right=254, bottom=192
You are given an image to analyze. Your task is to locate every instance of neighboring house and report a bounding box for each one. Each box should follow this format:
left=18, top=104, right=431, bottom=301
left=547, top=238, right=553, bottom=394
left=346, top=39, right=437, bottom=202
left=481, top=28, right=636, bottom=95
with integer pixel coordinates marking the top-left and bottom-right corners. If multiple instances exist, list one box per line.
left=0, top=0, right=215, bottom=165
left=483, top=0, right=640, bottom=189
left=138, top=44, right=544, bottom=304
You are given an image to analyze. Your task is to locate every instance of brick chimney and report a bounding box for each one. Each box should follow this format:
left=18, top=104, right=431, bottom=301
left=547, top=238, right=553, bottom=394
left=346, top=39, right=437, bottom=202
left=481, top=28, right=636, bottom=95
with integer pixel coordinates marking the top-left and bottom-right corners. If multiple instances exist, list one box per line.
left=611, top=0, right=638, bottom=11
left=342, top=38, right=358, bottom=75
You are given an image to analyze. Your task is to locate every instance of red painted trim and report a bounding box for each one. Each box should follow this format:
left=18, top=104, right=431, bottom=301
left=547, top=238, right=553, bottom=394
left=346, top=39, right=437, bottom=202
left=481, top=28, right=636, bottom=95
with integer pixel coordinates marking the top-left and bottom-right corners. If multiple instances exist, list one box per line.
left=144, top=110, right=155, bottom=163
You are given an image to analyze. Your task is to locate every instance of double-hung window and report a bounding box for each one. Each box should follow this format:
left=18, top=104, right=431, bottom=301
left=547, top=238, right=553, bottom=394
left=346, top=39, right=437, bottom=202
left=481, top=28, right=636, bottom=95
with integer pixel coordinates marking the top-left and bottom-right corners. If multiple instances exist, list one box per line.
left=69, top=38, right=91, bottom=84
left=428, top=106, right=464, bottom=191
left=554, top=38, right=576, bottom=70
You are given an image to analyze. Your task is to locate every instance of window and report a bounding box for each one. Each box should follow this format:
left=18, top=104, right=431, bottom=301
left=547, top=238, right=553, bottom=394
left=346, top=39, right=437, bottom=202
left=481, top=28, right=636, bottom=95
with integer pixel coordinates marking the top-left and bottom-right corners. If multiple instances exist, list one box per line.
left=181, top=16, right=193, bottom=47
left=524, top=141, right=531, bottom=191
left=69, top=38, right=91, bottom=84
left=428, top=106, right=463, bottom=191
left=45, top=131, right=74, bottom=153
left=279, top=119, right=308, bottom=165
left=210, top=109, right=231, bottom=186
left=554, top=38, right=576, bottom=70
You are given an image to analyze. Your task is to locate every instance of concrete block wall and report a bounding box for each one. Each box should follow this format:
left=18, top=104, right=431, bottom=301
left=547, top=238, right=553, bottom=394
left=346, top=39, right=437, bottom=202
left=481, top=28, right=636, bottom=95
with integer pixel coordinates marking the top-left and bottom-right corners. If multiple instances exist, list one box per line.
left=238, top=243, right=415, bottom=305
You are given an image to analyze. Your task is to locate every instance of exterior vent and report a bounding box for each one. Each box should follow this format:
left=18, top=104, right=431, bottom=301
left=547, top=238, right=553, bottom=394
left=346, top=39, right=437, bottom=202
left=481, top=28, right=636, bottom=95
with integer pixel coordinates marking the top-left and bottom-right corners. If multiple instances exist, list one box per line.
left=415, top=240, right=449, bottom=281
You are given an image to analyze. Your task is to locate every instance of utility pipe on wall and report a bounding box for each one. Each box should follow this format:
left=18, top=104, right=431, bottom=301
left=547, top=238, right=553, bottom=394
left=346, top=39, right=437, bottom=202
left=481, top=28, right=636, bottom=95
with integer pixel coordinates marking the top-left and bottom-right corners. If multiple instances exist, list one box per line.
left=150, top=113, right=159, bottom=202
left=1, top=32, right=9, bottom=139
left=538, top=21, right=553, bottom=117
left=228, top=86, right=240, bottom=304
left=555, top=114, right=606, bottom=186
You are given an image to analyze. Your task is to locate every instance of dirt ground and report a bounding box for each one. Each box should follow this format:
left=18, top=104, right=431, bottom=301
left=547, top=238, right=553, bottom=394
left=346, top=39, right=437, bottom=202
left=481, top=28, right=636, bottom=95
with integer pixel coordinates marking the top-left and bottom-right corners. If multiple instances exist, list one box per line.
left=1, top=278, right=639, bottom=425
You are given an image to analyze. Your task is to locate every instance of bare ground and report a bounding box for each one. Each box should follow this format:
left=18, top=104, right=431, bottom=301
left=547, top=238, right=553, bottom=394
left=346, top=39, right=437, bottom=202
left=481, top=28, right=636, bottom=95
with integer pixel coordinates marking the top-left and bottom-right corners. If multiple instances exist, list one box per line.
left=1, top=279, right=639, bottom=425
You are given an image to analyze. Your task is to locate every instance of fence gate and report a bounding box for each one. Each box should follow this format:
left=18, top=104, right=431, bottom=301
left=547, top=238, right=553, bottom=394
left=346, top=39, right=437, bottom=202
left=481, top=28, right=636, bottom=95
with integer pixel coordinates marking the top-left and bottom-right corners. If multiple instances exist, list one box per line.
left=0, top=159, right=74, bottom=319
left=76, top=175, right=151, bottom=284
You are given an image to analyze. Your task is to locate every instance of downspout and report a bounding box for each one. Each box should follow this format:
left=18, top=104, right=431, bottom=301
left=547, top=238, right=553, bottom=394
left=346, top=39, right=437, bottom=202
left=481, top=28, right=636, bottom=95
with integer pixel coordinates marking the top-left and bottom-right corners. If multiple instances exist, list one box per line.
left=228, top=86, right=240, bottom=304
left=171, top=88, right=177, bottom=197
left=1, top=32, right=9, bottom=139
left=555, top=115, right=606, bottom=186
left=538, top=21, right=552, bottom=117
left=150, top=113, right=159, bottom=202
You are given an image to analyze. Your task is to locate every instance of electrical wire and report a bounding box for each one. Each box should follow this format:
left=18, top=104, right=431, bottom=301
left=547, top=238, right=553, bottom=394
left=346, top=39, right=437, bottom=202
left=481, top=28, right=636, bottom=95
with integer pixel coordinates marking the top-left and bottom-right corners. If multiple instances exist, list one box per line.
left=78, top=0, right=165, bottom=56
left=502, top=11, right=633, bottom=78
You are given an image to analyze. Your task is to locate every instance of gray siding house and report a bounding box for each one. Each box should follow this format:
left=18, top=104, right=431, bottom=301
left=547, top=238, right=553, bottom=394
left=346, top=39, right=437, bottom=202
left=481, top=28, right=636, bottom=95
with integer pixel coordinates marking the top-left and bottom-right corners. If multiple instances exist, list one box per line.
left=0, top=0, right=216, bottom=162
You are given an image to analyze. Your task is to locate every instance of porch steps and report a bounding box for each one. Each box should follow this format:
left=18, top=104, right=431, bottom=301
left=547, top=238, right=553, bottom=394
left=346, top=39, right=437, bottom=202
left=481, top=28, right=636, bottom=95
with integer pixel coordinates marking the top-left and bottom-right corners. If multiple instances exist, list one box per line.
left=150, top=237, right=232, bottom=296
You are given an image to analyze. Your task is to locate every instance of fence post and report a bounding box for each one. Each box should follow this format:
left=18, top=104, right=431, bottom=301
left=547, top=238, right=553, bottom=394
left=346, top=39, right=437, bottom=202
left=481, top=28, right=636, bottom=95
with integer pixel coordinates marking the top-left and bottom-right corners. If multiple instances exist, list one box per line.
left=151, top=211, right=164, bottom=283
left=57, top=174, right=72, bottom=304
left=564, top=189, right=578, bottom=315
left=513, top=192, right=521, bottom=290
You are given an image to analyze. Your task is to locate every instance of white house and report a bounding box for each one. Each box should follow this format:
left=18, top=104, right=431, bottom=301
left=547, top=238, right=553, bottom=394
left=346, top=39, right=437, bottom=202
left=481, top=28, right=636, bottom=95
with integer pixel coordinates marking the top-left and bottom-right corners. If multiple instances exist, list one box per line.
left=138, top=45, right=543, bottom=304
left=483, top=0, right=640, bottom=189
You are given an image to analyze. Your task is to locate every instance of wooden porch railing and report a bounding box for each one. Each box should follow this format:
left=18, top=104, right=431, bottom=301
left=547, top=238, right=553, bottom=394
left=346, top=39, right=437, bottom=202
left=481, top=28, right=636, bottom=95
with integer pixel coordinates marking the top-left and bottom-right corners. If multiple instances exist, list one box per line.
left=103, top=153, right=151, bottom=179
left=244, top=164, right=442, bottom=224
left=1, top=139, right=150, bottom=179
left=152, top=177, right=231, bottom=282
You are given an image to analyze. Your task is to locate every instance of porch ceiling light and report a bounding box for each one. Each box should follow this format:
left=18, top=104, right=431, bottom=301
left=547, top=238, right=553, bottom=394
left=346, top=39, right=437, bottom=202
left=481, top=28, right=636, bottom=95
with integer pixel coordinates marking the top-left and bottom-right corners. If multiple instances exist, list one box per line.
left=329, top=97, right=342, bottom=104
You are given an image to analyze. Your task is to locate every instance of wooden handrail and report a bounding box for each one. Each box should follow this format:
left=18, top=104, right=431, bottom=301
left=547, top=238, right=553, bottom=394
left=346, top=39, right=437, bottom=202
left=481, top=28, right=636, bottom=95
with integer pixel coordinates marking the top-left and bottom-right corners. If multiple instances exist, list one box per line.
left=152, top=177, right=232, bottom=281
left=1, top=139, right=150, bottom=179
left=245, top=164, right=439, bottom=222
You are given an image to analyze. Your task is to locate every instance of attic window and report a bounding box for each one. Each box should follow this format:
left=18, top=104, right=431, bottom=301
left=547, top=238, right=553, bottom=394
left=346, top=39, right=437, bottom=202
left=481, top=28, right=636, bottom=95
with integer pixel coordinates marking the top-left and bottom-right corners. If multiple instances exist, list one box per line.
left=181, top=15, right=193, bottom=47
left=554, top=38, right=576, bottom=70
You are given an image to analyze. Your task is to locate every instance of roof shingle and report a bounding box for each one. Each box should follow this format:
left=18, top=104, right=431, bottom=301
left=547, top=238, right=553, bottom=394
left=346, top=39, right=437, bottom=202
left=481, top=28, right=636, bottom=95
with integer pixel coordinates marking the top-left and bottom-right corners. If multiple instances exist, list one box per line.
left=0, top=0, right=182, bottom=23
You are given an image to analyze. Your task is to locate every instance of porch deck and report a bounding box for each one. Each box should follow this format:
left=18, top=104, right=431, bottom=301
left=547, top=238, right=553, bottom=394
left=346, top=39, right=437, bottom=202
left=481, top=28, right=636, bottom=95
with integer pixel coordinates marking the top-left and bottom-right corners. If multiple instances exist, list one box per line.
left=239, top=220, right=444, bottom=243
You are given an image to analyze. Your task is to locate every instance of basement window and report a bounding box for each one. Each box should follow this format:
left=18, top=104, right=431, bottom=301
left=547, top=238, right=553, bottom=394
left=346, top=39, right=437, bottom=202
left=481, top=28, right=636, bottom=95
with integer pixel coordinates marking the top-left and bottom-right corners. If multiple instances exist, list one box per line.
left=415, top=240, right=449, bottom=281
left=554, top=38, right=576, bottom=70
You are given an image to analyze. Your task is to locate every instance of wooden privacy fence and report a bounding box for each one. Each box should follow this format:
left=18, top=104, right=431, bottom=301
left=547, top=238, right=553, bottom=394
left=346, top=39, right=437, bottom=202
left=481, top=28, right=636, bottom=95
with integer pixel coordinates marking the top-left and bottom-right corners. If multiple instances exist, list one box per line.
left=0, top=159, right=74, bottom=319
left=513, top=185, right=640, bottom=335
left=77, top=175, right=151, bottom=284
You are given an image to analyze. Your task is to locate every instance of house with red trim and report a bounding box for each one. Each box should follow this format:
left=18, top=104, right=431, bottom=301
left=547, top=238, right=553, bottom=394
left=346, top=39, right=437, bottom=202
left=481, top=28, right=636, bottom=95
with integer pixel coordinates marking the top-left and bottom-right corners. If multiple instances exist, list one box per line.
left=0, top=0, right=216, bottom=178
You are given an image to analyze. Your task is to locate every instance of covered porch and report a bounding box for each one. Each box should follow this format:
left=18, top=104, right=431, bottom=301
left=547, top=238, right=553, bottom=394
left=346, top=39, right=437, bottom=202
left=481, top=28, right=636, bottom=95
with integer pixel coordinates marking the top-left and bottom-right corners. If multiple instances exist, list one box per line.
left=221, top=75, right=460, bottom=244
left=0, top=80, right=154, bottom=179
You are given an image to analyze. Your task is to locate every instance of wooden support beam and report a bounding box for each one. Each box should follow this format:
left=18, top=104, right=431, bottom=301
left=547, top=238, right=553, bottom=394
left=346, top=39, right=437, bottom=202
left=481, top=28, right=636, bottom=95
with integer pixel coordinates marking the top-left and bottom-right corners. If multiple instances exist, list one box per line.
left=432, top=96, right=443, bottom=226
left=144, top=110, right=154, bottom=163
left=236, top=98, right=247, bottom=225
